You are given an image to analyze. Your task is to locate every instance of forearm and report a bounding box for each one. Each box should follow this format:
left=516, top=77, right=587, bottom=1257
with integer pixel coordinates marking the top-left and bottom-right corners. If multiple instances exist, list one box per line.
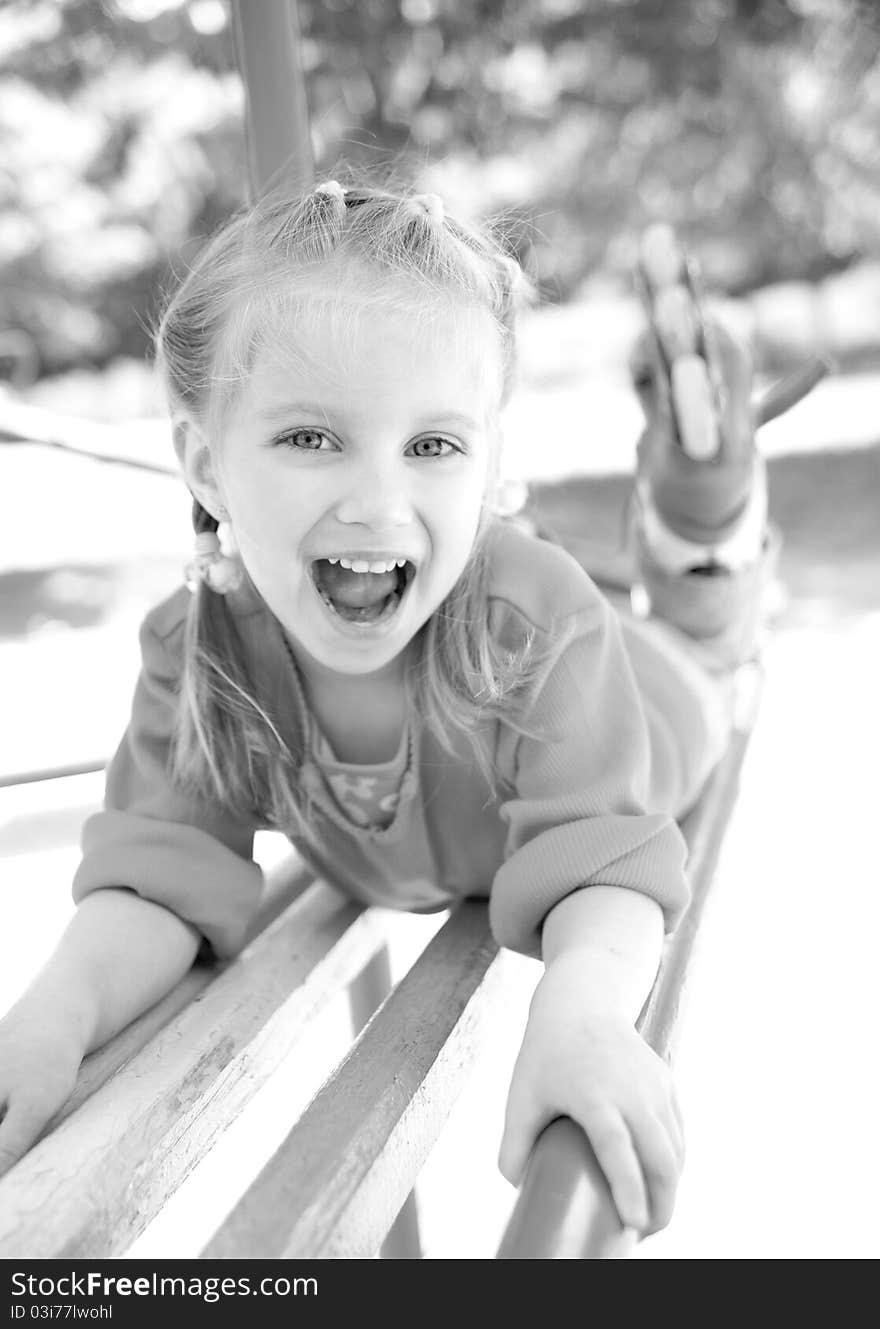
left=12, top=889, right=202, bottom=1055
left=541, top=885, right=664, bottom=1023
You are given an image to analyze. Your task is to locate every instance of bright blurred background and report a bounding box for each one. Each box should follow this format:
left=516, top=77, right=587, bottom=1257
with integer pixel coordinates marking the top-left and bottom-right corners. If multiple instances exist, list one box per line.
left=1, top=0, right=879, bottom=1258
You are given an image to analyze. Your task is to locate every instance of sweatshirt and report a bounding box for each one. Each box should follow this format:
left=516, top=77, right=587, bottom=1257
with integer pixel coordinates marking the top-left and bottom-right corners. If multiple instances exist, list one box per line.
left=72, top=523, right=698, bottom=962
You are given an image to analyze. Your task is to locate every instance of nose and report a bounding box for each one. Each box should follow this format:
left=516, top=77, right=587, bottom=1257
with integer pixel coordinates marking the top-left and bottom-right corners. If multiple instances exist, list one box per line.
left=334, top=457, right=414, bottom=530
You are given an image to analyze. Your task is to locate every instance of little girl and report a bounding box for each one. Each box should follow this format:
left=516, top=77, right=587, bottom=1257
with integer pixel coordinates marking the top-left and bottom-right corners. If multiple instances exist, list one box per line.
left=0, top=183, right=775, bottom=1240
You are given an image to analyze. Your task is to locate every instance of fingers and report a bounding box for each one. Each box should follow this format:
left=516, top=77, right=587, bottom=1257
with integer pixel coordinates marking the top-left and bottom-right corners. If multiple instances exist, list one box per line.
left=706, top=320, right=754, bottom=462
left=629, top=329, right=672, bottom=426
left=498, top=1077, right=554, bottom=1188
left=581, top=1105, right=651, bottom=1231
left=627, top=1107, right=683, bottom=1235
left=499, top=1031, right=686, bottom=1237
left=669, top=1085, right=686, bottom=1159
left=501, top=1097, right=684, bottom=1238
left=576, top=1092, right=684, bottom=1236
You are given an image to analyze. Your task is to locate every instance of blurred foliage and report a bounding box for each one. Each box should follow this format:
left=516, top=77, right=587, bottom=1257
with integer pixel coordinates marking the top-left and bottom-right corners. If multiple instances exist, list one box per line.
left=1, top=0, right=879, bottom=373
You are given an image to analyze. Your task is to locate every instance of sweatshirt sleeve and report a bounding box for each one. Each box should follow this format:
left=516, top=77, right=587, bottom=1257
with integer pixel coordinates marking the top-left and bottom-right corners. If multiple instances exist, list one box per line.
left=489, top=593, right=690, bottom=960
left=71, top=609, right=264, bottom=960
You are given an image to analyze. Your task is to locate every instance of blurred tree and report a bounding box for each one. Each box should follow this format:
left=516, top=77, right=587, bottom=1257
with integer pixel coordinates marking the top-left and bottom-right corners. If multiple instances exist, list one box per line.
left=0, top=0, right=247, bottom=372
left=0, top=0, right=878, bottom=373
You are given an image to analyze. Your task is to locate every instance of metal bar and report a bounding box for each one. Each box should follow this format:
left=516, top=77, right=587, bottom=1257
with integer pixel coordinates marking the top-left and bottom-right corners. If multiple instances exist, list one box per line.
left=638, top=725, right=753, bottom=1061
left=230, top=0, right=314, bottom=200
left=0, top=434, right=177, bottom=476
left=0, top=759, right=107, bottom=790
left=497, top=718, right=756, bottom=1259
left=0, top=391, right=175, bottom=474
left=754, top=355, right=834, bottom=426
left=496, top=1118, right=637, bottom=1260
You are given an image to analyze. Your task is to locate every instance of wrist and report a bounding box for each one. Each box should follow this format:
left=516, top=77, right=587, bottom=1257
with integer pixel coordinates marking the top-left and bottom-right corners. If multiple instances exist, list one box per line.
left=542, top=885, right=664, bottom=964
left=541, top=886, right=664, bottom=1021
left=14, top=967, right=99, bottom=1055
left=541, top=947, right=651, bottom=1026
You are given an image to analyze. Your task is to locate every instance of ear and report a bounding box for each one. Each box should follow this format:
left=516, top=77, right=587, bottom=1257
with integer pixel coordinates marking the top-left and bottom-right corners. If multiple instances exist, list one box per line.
left=172, top=416, right=227, bottom=521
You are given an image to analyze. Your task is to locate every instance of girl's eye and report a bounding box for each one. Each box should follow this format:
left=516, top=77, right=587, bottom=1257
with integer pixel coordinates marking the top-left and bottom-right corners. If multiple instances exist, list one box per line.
left=276, top=428, right=334, bottom=451
left=408, top=436, right=459, bottom=459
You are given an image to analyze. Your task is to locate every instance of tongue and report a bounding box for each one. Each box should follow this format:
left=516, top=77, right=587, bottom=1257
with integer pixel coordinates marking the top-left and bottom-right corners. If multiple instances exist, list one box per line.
left=317, top=562, right=397, bottom=609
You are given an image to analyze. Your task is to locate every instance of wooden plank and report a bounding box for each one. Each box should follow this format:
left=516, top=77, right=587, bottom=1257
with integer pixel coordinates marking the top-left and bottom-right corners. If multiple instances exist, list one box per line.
left=231, top=0, right=314, bottom=199
left=53, top=857, right=315, bottom=1120
left=201, top=903, right=506, bottom=1259
left=0, top=878, right=388, bottom=1259
left=496, top=712, right=757, bottom=1259
left=347, top=945, right=423, bottom=1259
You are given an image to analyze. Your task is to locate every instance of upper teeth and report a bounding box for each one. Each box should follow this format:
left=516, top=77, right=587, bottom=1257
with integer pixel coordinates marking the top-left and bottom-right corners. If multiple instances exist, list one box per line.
left=327, top=556, right=408, bottom=574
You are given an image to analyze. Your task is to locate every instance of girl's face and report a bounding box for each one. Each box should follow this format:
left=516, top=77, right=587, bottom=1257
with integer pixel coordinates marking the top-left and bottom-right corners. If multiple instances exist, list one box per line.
left=212, top=292, right=502, bottom=683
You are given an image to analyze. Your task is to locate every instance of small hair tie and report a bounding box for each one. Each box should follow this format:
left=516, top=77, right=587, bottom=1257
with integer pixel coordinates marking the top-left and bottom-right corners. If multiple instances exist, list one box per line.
left=315, top=180, right=346, bottom=204
left=184, top=530, right=242, bottom=595
left=412, top=192, right=445, bottom=225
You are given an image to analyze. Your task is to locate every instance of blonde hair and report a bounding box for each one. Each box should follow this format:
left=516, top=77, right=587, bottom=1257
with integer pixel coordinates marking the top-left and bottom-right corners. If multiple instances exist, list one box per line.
left=155, top=176, right=560, bottom=826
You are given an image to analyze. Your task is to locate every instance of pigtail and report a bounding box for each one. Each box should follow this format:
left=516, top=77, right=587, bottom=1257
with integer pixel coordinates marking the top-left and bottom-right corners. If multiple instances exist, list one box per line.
left=171, top=499, right=310, bottom=834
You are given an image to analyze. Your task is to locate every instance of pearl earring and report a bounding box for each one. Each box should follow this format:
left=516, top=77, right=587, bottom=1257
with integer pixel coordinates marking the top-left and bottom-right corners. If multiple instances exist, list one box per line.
left=184, top=529, right=242, bottom=595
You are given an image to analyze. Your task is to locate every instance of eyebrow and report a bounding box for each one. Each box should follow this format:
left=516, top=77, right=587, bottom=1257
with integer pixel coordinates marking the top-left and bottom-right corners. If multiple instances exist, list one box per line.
left=258, top=403, right=483, bottom=432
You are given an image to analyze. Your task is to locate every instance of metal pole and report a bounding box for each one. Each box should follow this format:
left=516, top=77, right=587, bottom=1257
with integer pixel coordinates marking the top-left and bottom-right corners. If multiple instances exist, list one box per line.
left=230, top=0, right=315, bottom=199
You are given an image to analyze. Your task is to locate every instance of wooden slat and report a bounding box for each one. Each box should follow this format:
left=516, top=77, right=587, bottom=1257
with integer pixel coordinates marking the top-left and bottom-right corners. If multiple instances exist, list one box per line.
left=53, top=857, right=315, bottom=1119
left=347, top=945, right=423, bottom=1260
left=497, top=717, right=756, bottom=1259
left=201, top=902, right=505, bottom=1259
left=0, top=876, right=388, bottom=1259
left=231, top=0, right=314, bottom=199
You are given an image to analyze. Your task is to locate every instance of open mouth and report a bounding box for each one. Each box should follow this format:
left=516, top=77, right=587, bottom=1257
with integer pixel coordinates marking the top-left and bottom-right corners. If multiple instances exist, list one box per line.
left=309, top=558, right=416, bottom=625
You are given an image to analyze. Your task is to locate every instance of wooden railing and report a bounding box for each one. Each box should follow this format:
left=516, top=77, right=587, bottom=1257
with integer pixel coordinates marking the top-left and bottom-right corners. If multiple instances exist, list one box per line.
left=0, top=696, right=756, bottom=1260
